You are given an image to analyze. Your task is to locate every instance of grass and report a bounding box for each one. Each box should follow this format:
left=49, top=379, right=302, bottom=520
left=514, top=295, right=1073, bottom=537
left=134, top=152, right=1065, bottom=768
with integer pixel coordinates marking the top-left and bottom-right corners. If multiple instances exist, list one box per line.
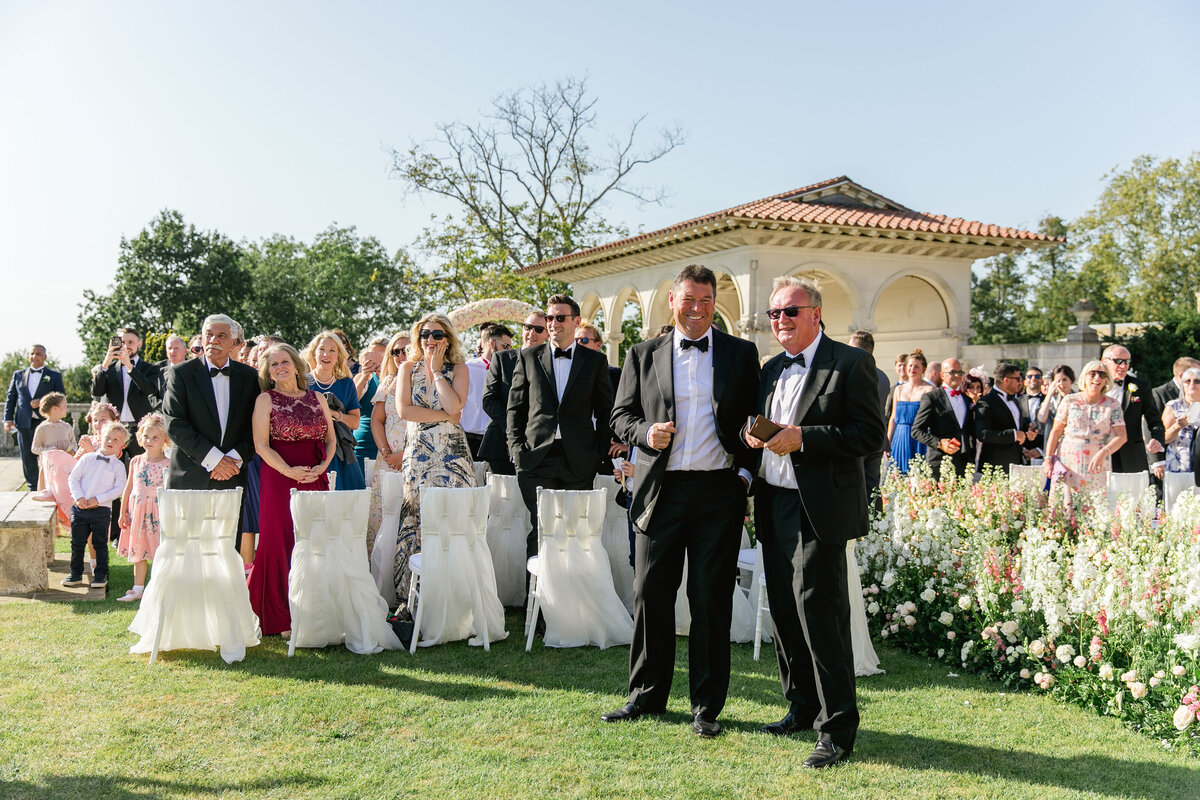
left=2, top=550, right=1199, bottom=799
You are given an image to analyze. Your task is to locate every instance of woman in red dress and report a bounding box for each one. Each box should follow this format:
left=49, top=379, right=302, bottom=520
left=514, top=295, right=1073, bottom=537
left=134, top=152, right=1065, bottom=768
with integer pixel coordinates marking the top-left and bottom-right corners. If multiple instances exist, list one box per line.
left=247, top=344, right=336, bottom=636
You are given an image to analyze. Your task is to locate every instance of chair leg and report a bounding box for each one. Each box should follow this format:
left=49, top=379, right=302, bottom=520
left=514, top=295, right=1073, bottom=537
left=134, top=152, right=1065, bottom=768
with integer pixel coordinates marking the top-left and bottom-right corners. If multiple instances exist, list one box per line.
left=753, top=577, right=766, bottom=662
left=523, top=572, right=536, bottom=636
left=288, top=620, right=298, bottom=658
left=524, top=593, right=541, bottom=653
left=409, top=576, right=422, bottom=655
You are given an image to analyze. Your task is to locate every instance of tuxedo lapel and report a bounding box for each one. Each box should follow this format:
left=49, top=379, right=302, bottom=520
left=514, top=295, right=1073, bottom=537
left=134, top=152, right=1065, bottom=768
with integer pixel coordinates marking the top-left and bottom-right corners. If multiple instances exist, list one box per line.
left=195, top=362, right=220, bottom=431
left=19, top=369, right=33, bottom=402
left=762, top=356, right=784, bottom=422
left=711, top=329, right=731, bottom=413
left=561, top=346, right=585, bottom=401
left=792, top=336, right=834, bottom=424
left=651, top=335, right=675, bottom=420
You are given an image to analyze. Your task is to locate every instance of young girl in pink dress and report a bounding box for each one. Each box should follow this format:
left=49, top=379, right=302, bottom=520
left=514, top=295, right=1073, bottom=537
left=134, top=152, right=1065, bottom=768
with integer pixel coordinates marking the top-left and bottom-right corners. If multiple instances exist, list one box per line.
left=115, top=413, right=170, bottom=603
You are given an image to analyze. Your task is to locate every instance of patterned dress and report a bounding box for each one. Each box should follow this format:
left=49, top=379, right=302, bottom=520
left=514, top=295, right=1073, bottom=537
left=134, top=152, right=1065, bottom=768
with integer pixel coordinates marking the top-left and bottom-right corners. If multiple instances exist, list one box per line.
left=367, top=374, right=410, bottom=548
left=1052, top=393, right=1125, bottom=495
left=1165, top=397, right=1198, bottom=473
left=392, top=362, right=475, bottom=617
left=116, top=455, right=167, bottom=562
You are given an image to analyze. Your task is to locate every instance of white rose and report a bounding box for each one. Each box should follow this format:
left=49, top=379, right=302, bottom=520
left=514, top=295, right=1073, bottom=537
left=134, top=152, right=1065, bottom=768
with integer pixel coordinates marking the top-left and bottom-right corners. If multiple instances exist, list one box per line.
left=904, top=600, right=917, bottom=614
left=904, top=615, right=916, bottom=627
left=1149, top=677, right=1161, bottom=688
left=947, top=630, right=956, bottom=640
left=958, top=595, right=972, bottom=610
left=880, top=628, right=889, bottom=639
left=1055, top=644, right=1075, bottom=664
left=867, top=602, right=880, bottom=615
left=1000, top=620, right=1019, bottom=638
left=881, top=571, right=896, bottom=589
left=1174, top=633, right=1200, bottom=652
left=1099, top=663, right=1114, bottom=681
left=1173, top=665, right=1187, bottom=677
left=920, top=588, right=937, bottom=603
left=1129, top=682, right=1148, bottom=699
left=1120, top=670, right=1138, bottom=683
left=1174, top=705, right=1196, bottom=730
left=937, top=648, right=945, bottom=658
left=1073, top=655, right=1087, bottom=668
left=939, top=612, right=954, bottom=626
left=1028, top=639, right=1045, bottom=658
left=1019, top=668, right=1030, bottom=679
left=1011, top=599, right=1026, bottom=613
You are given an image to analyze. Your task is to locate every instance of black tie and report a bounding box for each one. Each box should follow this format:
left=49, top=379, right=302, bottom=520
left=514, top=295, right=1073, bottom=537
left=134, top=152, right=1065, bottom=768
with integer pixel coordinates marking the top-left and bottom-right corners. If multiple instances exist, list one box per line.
left=96, top=455, right=110, bottom=463
left=1005, top=393, right=1018, bottom=403
left=680, top=338, right=708, bottom=353
left=1113, top=379, right=1124, bottom=387
left=783, top=352, right=806, bottom=369
left=29, top=368, right=42, bottom=374
left=210, top=365, right=231, bottom=377
left=553, top=347, right=572, bottom=360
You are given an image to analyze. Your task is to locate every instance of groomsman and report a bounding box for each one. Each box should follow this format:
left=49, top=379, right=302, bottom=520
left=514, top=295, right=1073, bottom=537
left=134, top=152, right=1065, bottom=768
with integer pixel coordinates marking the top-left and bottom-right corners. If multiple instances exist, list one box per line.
left=1102, top=345, right=1162, bottom=473
left=974, top=363, right=1037, bottom=472
left=3, top=344, right=65, bottom=489
left=162, top=314, right=259, bottom=497
left=848, top=330, right=890, bottom=509
left=461, top=324, right=513, bottom=459
left=479, top=312, right=548, bottom=475
left=507, top=295, right=613, bottom=560
left=603, top=265, right=759, bottom=739
left=911, top=357, right=975, bottom=477
left=91, top=327, right=160, bottom=457
left=744, top=276, right=884, bottom=767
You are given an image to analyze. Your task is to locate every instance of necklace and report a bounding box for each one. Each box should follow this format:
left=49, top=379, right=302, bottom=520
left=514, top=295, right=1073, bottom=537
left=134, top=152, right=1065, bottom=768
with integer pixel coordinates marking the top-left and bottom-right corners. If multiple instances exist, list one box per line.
left=310, top=372, right=336, bottom=391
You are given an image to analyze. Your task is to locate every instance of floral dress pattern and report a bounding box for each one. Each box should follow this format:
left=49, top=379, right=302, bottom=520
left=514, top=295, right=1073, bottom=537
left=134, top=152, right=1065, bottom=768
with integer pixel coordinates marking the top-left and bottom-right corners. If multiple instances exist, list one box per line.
left=1052, top=393, right=1125, bottom=495
left=392, top=362, right=475, bottom=616
left=1165, top=397, right=1197, bottom=473
left=367, top=374, right=410, bottom=549
left=117, top=454, right=167, bottom=562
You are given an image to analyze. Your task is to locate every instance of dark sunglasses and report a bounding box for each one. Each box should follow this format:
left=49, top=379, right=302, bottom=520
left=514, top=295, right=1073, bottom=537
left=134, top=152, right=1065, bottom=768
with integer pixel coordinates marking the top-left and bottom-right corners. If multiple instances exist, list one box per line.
left=418, top=330, right=446, bottom=341
left=493, top=342, right=512, bottom=350
left=390, top=348, right=405, bottom=357
left=766, top=305, right=816, bottom=320
left=1086, top=370, right=1108, bottom=378
left=190, top=346, right=203, bottom=354
left=575, top=336, right=593, bottom=345
left=522, top=323, right=546, bottom=334
left=946, top=369, right=965, bottom=377
left=1107, top=358, right=1130, bottom=366
left=546, top=314, right=574, bottom=323
left=1025, top=374, right=1042, bottom=380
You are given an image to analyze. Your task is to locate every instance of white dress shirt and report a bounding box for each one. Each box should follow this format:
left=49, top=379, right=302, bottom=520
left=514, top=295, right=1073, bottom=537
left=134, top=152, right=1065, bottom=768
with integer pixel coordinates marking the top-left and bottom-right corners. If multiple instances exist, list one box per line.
left=658, top=328, right=726, bottom=474
left=118, top=357, right=140, bottom=422
left=946, top=385, right=968, bottom=428
left=200, top=357, right=241, bottom=472
left=460, top=356, right=490, bottom=436
left=1000, top=391, right=1022, bottom=436
left=551, top=341, right=576, bottom=439
left=68, top=451, right=127, bottom=508
left=26, top=367, right=44, bottom=398
left=762, top=332, right=823, bottom=489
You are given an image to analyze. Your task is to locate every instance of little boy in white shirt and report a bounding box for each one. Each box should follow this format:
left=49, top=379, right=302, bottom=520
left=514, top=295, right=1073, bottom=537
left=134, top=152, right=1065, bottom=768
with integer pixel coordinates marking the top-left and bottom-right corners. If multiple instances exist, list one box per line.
left=63, top=421, right=129, bottom=590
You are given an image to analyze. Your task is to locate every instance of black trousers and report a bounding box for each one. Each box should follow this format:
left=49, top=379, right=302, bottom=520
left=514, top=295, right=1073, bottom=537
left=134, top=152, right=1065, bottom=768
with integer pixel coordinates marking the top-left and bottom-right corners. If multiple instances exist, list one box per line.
left=756, top=483, right=858, bottom=749
left=516, top=441, right=594, bottom=560
left=16, top=425, right=39, bottom=489
left=464, top=432, right=483, bottom=460
left=70, top=505, right=111, bottom=581
left=627, top=469, right=744, bottom=721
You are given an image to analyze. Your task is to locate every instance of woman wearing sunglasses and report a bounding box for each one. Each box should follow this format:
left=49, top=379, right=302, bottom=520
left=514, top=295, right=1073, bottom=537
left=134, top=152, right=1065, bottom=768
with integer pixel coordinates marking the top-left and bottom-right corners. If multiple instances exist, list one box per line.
left=1161, top=367, right=1200, bottom=476
left=390, top=313, right=474, bottom=620
left=1042, top=360, right=1126, bottom=498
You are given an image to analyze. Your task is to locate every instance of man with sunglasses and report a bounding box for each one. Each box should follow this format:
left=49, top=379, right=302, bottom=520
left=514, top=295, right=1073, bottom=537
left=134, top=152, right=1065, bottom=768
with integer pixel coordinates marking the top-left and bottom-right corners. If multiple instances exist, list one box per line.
left=975, top=363, right=1037, bottom=472
left=1102, top=345, right=1163, bottom=474
left=462, top=324, right=513, bottom=459
left=912, top=357, right=975, bottom=477
left=508, top=295, right=613, bottom=563
left=604, top=265, right=760, bottom=740
left=479, top=313, right=548, bottom=475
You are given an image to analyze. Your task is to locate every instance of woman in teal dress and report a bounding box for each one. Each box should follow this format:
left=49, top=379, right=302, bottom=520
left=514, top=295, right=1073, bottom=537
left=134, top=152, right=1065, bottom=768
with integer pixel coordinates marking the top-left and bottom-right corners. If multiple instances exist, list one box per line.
left=888, top=349, right=936, bottom=474
left=303, top=330, right=367, bottom=491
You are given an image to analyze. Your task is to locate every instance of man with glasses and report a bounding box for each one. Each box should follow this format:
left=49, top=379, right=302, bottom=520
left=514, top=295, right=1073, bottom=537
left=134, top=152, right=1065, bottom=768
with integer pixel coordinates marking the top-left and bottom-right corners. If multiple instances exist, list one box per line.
left=974, top=363, right=1036, bottom=472
left=479, top=313, right=547, bottom=475
left=1021, top=367, right=1046, bottom=460
left=912, top=357, right=975, bottom=477
left=508, top=294, right=613, bottom=563
left=1102, top=345, right=1163, bottom=474
left=461, top=323, right=513, bottom=459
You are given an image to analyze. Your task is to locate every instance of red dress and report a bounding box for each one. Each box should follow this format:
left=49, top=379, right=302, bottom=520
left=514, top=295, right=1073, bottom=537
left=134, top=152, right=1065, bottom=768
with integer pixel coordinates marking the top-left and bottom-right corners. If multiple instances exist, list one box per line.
left=247, top=390, right=329, bottom=635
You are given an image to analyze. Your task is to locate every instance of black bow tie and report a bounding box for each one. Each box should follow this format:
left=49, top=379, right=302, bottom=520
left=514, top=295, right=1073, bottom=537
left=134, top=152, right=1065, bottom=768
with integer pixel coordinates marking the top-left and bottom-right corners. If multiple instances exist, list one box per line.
left=29, top=368, right=42, bottom=373
left=1004, top=393, right=1018, bottom=403
left=680, top=337, right=708, bottom=353
left=210, top=365, right=232, bottom=377
left=782, top=352, right=806, bottom=369
left=553, top=347, right=572, bottom=359
left=95, top=455, right=110, bottom=463
left=1113, top=379, right=1124, bottom=387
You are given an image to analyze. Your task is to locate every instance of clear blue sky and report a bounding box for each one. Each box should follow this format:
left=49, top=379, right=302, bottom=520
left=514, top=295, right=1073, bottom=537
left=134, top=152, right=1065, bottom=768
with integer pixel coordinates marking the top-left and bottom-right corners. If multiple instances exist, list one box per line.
left=2, top=0, right=1197, bottom=364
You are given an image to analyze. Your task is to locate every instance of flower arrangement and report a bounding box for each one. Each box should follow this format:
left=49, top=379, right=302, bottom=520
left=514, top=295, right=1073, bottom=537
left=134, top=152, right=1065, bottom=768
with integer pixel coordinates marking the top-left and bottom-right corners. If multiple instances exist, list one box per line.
left=862, top=461, right=1200, bottom=755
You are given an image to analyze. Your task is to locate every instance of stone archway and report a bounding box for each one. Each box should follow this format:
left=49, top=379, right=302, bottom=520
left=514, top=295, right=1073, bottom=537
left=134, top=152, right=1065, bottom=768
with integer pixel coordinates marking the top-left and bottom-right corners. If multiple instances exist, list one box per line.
left=871, top=274, right=951, bottom=333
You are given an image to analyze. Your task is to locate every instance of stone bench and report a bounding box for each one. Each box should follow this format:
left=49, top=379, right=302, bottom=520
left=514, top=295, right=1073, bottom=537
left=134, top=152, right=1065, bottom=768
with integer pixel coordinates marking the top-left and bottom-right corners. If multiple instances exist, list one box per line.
left=0, top=492, right=57, bottom=593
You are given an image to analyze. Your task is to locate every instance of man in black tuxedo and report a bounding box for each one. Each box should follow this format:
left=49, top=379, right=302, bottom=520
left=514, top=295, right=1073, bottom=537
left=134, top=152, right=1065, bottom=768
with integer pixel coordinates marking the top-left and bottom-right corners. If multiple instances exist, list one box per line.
left=743, top=276, right=884, bottom=768
left=162, top=315, right=259, bottom=505
left=576, top=322, right=628, bottom=474
left=1102, top=345, right=1163, bottom=474
left=91, top=327, right=160, bottom=457
left=4, top=344, right=66, bottom=489
left=912, top=357, right=975, bottom=478
left=602, top=265, right=760, bottom=739
left=153, top=335, right=190, bottom=398
left=849, top=330, right=890, bottom=509
left=974, top=363, right=1037, bottom=473
left=508, top=295, right=613, bottom=560
left=479, top=312, right=549, bottom=475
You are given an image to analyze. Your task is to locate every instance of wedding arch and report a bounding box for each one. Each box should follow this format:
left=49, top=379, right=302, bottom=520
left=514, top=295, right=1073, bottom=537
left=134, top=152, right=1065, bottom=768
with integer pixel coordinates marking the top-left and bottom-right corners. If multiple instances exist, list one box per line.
left=446, top=298, right=541, bottom=331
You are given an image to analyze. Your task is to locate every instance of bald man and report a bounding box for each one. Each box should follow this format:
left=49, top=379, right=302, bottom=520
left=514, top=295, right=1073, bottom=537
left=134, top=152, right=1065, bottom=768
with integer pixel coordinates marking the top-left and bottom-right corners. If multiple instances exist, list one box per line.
left=911, top=358, right=975, bottom=477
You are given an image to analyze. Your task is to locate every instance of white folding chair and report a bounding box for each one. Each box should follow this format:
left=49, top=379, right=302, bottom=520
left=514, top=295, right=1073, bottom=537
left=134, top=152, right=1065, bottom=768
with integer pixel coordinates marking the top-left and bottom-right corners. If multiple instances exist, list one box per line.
left=485, top=474, right=530, bottom=607
left=370, top=471, right=405, bottom=608
left=128, top=489, right=260, bottom=664
left=326, top=470, right=338, bottom=490
left=288, top=489, right=401, bottom=656
left=1165, top=471, right=1197, bottom=515
left=594, top=474, right=635, bottom=614
left=1107, top=470, right=1150, bottom=512
left=363, top=458, right=376, bottom=489
left=525, top=488, right=632, bottom=651
left=1008, top=464, right=1044, bottom=491
left=749, top=542, right=771, bottom=661
left=408, top=486, right=506, bottom=654
left=473, top=460, right=490, bottom=488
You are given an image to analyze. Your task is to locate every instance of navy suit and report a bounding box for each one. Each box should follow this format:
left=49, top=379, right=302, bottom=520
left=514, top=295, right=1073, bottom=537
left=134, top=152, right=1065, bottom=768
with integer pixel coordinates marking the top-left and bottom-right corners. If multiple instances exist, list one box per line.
left=5, top=366, right=65, bottom=488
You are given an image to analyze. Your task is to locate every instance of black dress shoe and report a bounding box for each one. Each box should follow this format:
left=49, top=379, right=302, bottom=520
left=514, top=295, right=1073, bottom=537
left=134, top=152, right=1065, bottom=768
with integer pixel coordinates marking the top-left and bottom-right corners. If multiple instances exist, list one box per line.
left=760, top=710, right=812, bottom=736
left=601, top=703, right=651, bottom=723
left=802, top=740, right=851, bottom=769
left=692, top=715, right=721, bottom=738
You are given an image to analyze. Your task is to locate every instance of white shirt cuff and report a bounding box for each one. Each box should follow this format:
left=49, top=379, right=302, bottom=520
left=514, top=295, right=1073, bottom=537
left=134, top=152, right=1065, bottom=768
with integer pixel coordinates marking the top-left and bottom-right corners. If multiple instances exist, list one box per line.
left=736, top=467, right=752, bottom=487
left=224, top=449, right=243, bottom=464
left=201, top=447, right=224, bottom=472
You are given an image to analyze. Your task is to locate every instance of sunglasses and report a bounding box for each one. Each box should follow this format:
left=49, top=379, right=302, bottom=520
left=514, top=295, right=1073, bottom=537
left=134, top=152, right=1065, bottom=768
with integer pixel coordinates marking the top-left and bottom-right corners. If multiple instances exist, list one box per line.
left=946, top=369, right=965, bottom=377
left=1107, top=358, right=1130, bottom=366
left=575, top=336, right=593, bottom=345
left=766, top=305, right=816, bottom=320
left=391, top=348, right=405, bottom=357
left=1086, top=370, right=1108, bottom=378
left=419, top=330, right=446, bottom=341
left=493, top=342, right=512, bottom=350
left=191, top=346, right=203, bottom=354
left=522, top=323, right=546, bottom=334
left=1025, top=374, right=1042, bottom=380
left=546, top=314, right=574, bottom=323
left=1184, top=379, right=1200, bottom=385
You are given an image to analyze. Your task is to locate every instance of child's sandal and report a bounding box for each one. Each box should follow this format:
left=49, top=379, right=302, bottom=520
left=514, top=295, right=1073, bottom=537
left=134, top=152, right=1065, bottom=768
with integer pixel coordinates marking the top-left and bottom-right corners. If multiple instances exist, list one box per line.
left=116, top=589, right=143, bottom=603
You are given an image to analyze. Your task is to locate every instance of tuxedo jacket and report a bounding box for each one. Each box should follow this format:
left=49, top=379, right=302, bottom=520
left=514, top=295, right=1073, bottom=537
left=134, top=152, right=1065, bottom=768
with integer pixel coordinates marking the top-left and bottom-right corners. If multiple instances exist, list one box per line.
left=973, top=389, right=1031, bottom=471
left=611, top=328, right=759, bottom=531
left=162, top=357, right=259, bottom=489
left=1148, top=378, right=1178, bottom=446
left=1112, top=375, right=1158, bottom=471
left=4, top=367, right=65, bottom=428
left=478, top=349, right=519, bottom=470
left=911, top=387, right=975, bottom=474
left=91, top=358, right=160, bottom=421
left=755, top=335, right=885, bottom=544
left=507, top=342, right=613, bottom=477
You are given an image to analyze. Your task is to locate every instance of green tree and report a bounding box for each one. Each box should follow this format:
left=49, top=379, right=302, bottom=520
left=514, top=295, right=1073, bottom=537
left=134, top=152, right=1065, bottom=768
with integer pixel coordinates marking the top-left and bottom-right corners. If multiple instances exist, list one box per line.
left=970, top=253, right=1029, bottom=344
left=1108, top=308, right=1200, bottom=388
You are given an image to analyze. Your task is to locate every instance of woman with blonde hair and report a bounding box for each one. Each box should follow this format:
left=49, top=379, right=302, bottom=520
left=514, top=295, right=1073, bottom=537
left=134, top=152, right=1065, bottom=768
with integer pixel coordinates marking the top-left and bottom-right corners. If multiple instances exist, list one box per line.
left=390, top=313, right=474, bottom=618
left=303, top=330, right=365, bottom=491
left=366, top=331, right=412, bottom=558
left=1042, top=359, right=1126, bottom=497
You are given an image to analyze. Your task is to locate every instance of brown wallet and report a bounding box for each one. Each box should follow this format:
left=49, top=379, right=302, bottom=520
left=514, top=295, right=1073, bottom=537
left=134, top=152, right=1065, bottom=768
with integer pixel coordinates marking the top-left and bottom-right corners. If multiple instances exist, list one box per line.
left=748, top=415, right=783, bottom=441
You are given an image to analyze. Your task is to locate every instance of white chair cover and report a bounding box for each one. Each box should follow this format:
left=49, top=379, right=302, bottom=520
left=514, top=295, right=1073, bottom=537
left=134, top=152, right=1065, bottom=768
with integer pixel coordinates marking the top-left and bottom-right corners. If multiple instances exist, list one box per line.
left=1008, top=464, right=1044, bottom=491
left=129, top=489, right=260, bottom=664
left=485, top=474, right=529, bottom=606
left=473, top=460, right=489, bottom=488
left=411, top=486, right=507, bottom=650
left=363, top=458, right=376, bottom=490
left=1165, top=470, right=1197, bottom=515
left=1107, top=471, right=1150, bottom=511
left=529, top=488, right=632, bottom=649
left=370, top=470, right=405, bottom=608
left=846, top=540, right=884, bottom=676
left=673, top=554, right=756, bottom=643
left=288, top=489, right=401, bottom=655
left=594, top=475, right=635, bottom=614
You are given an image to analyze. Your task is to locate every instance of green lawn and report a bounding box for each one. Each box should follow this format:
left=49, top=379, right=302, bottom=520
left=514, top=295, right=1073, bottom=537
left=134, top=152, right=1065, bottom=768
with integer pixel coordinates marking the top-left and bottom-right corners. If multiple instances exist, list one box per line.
left=2, top=555, right=1198, bottom=800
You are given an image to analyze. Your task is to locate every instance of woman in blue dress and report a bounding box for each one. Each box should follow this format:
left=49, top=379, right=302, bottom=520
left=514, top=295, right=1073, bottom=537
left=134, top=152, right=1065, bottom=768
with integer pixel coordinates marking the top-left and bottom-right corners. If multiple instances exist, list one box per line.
left=303, top=330, right=367, bottom=490
left=888, top=349, right=936, bottom=474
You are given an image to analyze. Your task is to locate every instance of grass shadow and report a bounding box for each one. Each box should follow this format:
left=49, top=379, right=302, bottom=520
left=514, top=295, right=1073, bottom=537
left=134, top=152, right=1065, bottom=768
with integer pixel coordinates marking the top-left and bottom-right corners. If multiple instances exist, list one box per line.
left=0, top=771, right=324, bottom=800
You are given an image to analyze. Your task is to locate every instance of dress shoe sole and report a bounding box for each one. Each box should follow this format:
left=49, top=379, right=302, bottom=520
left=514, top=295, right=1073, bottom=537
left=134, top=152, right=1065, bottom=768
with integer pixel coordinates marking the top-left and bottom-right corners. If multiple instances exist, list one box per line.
left=692, top=722, right=721, bottom=738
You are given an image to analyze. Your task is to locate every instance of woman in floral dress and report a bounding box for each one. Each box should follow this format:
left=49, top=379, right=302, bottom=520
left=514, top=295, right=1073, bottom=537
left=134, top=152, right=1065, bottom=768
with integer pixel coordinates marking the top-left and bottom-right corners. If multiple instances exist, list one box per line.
left=1043, top=360, right=1127, bottom=497
left=391, top=314, right=474, bottom=620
